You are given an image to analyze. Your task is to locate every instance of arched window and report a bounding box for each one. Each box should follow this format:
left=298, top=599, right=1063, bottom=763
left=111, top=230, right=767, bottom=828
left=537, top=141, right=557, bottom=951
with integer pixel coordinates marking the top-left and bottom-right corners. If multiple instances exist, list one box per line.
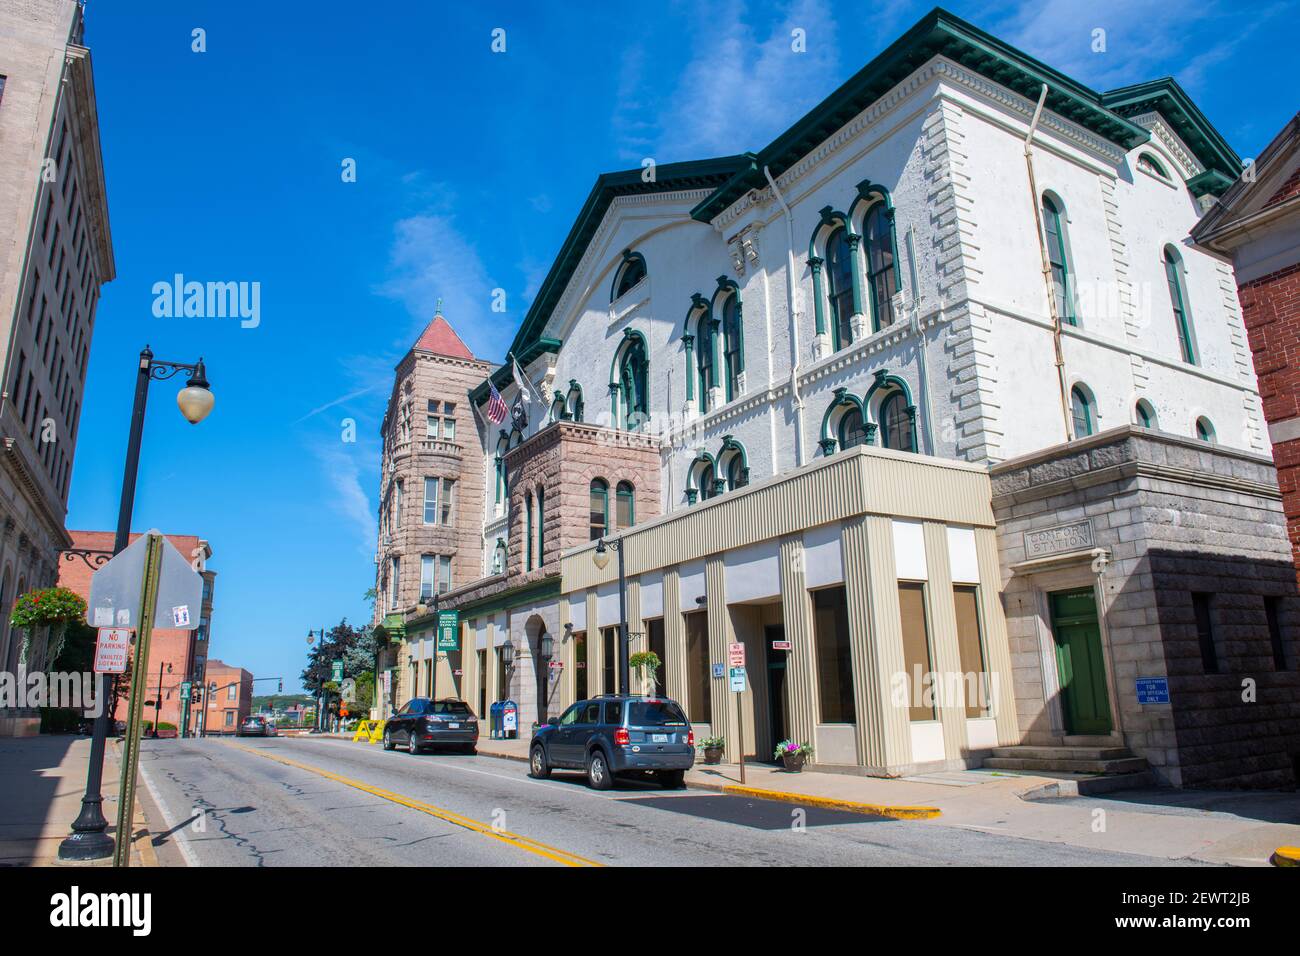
left=879, top=391, right=915, bottom=452
left=525, top=491, right=535, bottom=571
left=1135, top=399, right=1156, bottom=429
left=1196, top=417, right=1216, bottom=443
left=721, top=295, right=742, bottom=402
left=589, top=479, right=609, bottom=541
left=492, top=539, right=506, bottom=575
left=699, top=463, right=718, bottom=500
left=688, top=458, right=717, bottom=503
left=1071, top=386, right=1094, bottom=438
left=567, top=383, right=584, bottom=423
left=825, top=226, right=854, bottom=350
left=619, top=334, right=649, bottom=430
left=864, top=204, right=897, bottom=331
left=1163, top=247, right=1196, bottom=365
left=696, top=313, right=714, bottom=414
left=1042, top=195, right=1074, bottom=325
left=613, top=254, right=646, bottom=301
left=726, top=454, right=748, bottom=490
left=536, top=484, right=546, bottom=566
left=1138, top=153, right=1170, bottom=180
left=838, top=406, right=867, bottom=450
left=616, top=481, right=635, bottom=529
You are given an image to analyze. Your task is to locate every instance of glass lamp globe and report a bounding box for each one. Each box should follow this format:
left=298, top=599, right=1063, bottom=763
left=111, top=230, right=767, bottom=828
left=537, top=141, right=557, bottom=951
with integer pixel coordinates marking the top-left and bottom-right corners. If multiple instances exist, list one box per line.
left=177, top=384, right=214, bottom=424
left=592, top=541, right=610, bottom=571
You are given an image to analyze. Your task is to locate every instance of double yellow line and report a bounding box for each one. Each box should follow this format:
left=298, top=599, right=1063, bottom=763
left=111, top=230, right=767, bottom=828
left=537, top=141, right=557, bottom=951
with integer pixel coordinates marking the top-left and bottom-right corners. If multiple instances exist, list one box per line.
left=228, top=742, right=601, bottom=867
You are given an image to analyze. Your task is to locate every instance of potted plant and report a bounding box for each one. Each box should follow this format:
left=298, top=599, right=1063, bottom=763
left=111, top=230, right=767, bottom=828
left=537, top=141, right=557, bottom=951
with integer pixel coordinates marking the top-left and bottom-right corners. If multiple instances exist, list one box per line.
left=774, top=740, right=814, bottom=772
left=700, top=735, right=725, bottom=765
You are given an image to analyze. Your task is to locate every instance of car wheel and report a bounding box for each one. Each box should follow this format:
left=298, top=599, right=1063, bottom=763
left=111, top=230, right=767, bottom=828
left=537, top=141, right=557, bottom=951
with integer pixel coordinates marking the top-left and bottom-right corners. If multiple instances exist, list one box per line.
left=462, top=744, right=477, bottom=756
left=658, top=769, right=686, bottom=790
left=382, top=729, right=394, bottom=751
left=586, top=749, right=613, bottom=791
left=407, top=732, right=420, bottom=755
left=529, top=745, right=550, bottom=779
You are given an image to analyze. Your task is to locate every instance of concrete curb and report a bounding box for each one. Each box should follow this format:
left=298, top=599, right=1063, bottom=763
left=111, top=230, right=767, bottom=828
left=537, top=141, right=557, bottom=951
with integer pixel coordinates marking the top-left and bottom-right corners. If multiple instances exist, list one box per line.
left=1270, top=846, right=1299, bottom=867
left=688, top=779, right=941, bottom=819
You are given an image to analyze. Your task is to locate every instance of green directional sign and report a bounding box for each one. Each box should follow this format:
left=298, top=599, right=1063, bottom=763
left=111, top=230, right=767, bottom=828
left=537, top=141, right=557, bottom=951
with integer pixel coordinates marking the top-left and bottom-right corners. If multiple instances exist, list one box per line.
left=437, top=610, right=460, bottom=651
left=331, top=659, right=344, bottom=683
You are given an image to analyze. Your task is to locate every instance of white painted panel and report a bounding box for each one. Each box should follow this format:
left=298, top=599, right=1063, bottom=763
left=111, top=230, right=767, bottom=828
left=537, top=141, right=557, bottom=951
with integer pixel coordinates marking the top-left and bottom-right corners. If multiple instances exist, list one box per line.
left=640, top=570, right=663, bottom=620
left=947, top=526, right=979, bottom=584
left=893, top=519, right=928, bottom=580
left=422, top=638, right=434, bottom=661
left=597, top=582, right=620, bottom=626
left=568, top=593, right=587, bottom=631
left=813, top=724, right=858, bottom=765
left=965, top=717, right=998, bottom=750
left=679, top=560, right=706, bottom=611
left=803, top=522, right=844, bottom=588
left=475, top=618, right=487, bottom=651
left=724, top=540, right=780, bottom=604
left=493, top=613, right=508, bottom=646
left=910, top=721, right=946, bottom=763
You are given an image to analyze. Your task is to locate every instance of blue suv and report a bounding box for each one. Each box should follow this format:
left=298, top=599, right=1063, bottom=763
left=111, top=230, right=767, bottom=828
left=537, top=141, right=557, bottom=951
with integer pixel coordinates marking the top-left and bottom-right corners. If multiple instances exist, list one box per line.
left=529, top=695, right=695, bottom=790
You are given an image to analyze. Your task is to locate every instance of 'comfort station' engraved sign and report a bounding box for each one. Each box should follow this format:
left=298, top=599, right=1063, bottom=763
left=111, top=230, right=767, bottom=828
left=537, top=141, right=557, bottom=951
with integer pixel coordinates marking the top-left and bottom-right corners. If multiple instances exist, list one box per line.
left=1024, top=519, right=1094, bottom=558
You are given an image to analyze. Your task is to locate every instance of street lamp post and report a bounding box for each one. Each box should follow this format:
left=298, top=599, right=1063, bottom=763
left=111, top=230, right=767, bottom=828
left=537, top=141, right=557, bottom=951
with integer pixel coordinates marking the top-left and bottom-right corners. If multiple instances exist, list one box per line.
left=58, top=347, right=214, bottom=862
left=592, top=537, right=629, bottom=695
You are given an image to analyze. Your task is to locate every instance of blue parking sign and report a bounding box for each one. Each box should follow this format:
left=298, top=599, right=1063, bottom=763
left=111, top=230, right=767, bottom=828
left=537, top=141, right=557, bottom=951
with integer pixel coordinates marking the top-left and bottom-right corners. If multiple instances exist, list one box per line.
left=1135, top=677, right=1170, bottom=704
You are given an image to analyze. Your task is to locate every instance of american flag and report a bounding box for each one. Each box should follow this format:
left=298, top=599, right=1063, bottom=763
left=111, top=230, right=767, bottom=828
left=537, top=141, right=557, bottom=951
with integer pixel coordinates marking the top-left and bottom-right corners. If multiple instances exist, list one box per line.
left=486, top=380, right=508, bottom=424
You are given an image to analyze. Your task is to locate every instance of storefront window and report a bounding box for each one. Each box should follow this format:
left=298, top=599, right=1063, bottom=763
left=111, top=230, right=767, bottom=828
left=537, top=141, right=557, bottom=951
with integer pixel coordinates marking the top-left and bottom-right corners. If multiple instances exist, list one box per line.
left=573, top=631, right=587, bottom=700
left=646, top=618, right=666, bottom=695
left=953, top=586, right=988, bottom=717
left=813, top=587, right=855, bottom=723
left=602, top=626, right=618, bottom=695
left=899, top=582, right=935, bottom=721
left=685, top=611, right=712, bottom=724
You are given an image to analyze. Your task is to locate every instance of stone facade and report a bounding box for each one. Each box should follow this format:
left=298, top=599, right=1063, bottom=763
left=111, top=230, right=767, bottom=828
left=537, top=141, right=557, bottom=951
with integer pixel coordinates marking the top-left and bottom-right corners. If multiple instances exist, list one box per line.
left=992, top=426, right=1300, bottom=788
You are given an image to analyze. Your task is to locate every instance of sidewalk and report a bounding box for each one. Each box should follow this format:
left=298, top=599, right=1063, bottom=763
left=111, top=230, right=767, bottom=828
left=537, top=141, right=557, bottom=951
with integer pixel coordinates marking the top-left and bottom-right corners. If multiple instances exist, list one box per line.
left=0, top=734, right=156, bottom=867
left=461, top=736, right=1299, bottom=866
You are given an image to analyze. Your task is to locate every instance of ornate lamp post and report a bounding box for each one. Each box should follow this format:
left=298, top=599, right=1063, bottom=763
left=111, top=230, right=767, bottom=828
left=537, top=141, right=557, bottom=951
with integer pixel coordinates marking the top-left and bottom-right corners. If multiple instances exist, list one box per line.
left=592, top=537, right=629, bottom=695
left=58, top=347, right=214, bottom=862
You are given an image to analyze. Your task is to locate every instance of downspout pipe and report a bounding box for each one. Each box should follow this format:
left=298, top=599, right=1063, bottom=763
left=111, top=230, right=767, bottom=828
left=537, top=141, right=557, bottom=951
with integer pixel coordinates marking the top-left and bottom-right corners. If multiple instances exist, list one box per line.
left=1024, top=84, right=1073, bottom=442
left=764, top=165, right=806, bottom=467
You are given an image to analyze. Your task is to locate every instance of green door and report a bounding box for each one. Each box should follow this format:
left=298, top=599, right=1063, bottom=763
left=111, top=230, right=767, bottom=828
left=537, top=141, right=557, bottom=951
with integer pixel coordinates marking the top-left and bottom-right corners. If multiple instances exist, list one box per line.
left=1049, top=589, right=1111, bottom=735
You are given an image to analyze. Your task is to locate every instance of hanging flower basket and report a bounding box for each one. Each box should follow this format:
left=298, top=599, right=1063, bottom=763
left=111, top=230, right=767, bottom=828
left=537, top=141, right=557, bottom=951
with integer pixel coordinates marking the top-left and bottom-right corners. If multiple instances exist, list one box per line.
left=10, top=586, right=87, bottom=671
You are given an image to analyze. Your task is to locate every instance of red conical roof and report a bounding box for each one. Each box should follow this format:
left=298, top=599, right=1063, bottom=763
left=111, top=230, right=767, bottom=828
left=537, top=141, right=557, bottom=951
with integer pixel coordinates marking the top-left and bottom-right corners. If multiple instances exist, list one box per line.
left=413, top=312, right=474, bottom=360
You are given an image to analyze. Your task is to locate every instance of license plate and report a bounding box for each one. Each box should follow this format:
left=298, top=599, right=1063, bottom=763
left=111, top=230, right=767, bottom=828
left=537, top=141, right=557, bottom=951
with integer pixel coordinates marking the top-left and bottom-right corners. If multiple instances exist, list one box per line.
left=448, top=722, right=460, bottom=729
left=652, top=734, right=668, bottom=743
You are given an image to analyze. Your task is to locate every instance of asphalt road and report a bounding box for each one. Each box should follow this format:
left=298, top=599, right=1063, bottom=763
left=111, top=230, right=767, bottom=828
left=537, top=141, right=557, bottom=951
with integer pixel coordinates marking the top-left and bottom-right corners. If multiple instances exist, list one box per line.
left=136, top=736, right=1197, bottom=867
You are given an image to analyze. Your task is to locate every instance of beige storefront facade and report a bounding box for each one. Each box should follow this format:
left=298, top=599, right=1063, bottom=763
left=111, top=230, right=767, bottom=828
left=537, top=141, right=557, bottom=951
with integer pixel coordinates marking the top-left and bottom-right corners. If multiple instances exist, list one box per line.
left=402, top=443, right=1019, bottom=777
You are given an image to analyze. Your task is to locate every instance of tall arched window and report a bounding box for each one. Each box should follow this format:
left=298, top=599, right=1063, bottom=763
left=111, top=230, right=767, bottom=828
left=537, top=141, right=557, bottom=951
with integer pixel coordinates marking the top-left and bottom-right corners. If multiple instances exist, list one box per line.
left=826, top=226, right=854, bottom=350
left=721, top=295, right=742, bottom=402
left=1042, top=195, right=1074, bottom=325
left=613, top=253, right=646, bottom=300
left=616, top=481, right=635, bottom=529
left=696, top=314, right=714, bottom=414
left=1163, top=248, right=1196, bottom=365
left=839, top=407, right=867, bottom=450
left=1196, top=417, right=1216, bottom=443
left=726, top=455, right=748, bottom=490
left=536, top=484, right=546, bottom=566
left=1071, top=386, right=1094, bottom=438
left=880, top=391, right=915, bottom=452
left=525, top=490, right=535, bottom=571
left=619, top=335, right=649, bottom=430
left=864, top=204, right=897, bottom=331
left=589, top=479, right=609, bottom=540
left=699, top=463, right=718, bottom=500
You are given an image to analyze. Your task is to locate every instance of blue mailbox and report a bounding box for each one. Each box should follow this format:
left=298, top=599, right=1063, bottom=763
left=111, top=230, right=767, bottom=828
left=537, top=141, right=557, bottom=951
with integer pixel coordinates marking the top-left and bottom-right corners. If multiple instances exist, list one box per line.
left=489, top=699, right=519, bottom=739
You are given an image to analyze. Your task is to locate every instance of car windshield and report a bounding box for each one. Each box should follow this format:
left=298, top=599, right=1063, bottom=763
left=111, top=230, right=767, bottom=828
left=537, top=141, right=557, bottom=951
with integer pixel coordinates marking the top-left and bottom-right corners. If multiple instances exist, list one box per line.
left=629, top=701, right=688, bottom=726
left=430, top=701, right=472, bottom=716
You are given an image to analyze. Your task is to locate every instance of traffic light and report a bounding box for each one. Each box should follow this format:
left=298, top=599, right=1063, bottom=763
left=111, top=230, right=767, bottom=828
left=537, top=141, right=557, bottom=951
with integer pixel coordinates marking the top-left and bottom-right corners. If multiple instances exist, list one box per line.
left=278, top=680, right=283, bottom=693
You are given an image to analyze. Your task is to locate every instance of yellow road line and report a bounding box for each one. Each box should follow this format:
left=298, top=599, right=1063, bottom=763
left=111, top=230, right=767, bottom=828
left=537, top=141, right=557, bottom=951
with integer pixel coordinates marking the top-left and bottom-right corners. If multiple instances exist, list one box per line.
left=225, top=741, right=602, bottom=867
left=719, top=784, right=941, bottom=820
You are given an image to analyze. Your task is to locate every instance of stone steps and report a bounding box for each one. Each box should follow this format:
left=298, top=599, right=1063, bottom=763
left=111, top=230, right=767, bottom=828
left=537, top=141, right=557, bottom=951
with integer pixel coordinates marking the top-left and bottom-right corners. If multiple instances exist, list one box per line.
left=984, top=745, right=1150, bottom=776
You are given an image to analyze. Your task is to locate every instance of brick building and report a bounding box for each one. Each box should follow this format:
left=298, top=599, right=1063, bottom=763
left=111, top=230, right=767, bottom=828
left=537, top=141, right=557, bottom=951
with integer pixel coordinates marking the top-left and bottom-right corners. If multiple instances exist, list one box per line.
left=0, top=0, right=115, bottom=736
left=1191, top=114, right=1300, bottom=586
left=200, top=659, right=251, bottom=735
left=58, top=530, right=215, bottom=734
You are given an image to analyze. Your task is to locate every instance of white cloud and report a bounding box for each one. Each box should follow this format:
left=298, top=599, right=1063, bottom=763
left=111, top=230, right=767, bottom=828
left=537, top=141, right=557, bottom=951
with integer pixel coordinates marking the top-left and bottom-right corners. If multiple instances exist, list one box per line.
left=314, top=441, right=377, bottom=559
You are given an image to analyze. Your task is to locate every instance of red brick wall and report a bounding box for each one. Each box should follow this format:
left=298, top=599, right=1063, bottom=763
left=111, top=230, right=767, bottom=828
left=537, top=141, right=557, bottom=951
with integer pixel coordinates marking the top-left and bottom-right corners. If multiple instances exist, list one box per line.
left=1240, top=261, right=1300, bottom=584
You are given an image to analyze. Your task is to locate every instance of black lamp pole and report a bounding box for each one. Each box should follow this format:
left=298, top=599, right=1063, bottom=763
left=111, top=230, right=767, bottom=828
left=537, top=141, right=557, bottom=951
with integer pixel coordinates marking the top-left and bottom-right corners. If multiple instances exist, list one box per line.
left=58, top=347, right=213, bottom=862
left=593, top=538, right=629, bottom=695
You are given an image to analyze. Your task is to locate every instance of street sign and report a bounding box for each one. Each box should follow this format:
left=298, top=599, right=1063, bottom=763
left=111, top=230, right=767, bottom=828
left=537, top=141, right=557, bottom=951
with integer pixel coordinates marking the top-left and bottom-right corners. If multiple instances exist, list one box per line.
left=711, top=663, right=725, bottom=679
left=727, top=642, right=745, bottom=668
left=331, top=660, right=344, bottom=683
left=88, top=531, right=203, bottom=631
left=437, top=610, right=460, bottom=651
left=1135, top=677, right=1170, bottom=704
left=729, top=666, right=746, bottom=693
left=93, top=628, right=131, bottom=674
left=771, top=640, right=791, bottom=651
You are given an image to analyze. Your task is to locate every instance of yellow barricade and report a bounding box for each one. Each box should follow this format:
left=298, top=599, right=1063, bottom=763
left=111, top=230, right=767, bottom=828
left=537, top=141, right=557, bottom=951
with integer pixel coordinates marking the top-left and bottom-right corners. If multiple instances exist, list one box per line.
left=352, top=719, right=386, bottom=744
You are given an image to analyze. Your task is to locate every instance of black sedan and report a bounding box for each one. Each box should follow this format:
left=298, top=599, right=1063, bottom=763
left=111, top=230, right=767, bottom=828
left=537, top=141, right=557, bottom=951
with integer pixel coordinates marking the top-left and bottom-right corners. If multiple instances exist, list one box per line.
left=382, top=698, right=478, bottom=755
left=237, top=715, right=277, bottom=737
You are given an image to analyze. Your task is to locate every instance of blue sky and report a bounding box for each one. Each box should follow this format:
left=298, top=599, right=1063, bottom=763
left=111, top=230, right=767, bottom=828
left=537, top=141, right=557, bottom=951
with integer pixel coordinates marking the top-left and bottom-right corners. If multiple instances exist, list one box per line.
left=71, top=0, right=1298, bottom=694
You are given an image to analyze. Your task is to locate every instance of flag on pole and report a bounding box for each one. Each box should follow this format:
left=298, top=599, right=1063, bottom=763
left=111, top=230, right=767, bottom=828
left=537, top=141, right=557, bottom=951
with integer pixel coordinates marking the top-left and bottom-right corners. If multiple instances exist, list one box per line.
left=511, top=355, right=534, bottom=405
left=486, top=381, right=508, bottom=424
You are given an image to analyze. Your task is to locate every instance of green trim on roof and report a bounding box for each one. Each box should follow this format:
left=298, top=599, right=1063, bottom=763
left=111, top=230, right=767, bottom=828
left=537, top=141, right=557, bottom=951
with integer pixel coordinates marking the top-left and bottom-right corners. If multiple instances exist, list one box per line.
left=1101, top=78, right=1241, bottom=181
left=690, top=7, right=1150, bottom=224
left=469, top=336, right=564, bottom=405
left=1186, top=168, right=1237, bottom=199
